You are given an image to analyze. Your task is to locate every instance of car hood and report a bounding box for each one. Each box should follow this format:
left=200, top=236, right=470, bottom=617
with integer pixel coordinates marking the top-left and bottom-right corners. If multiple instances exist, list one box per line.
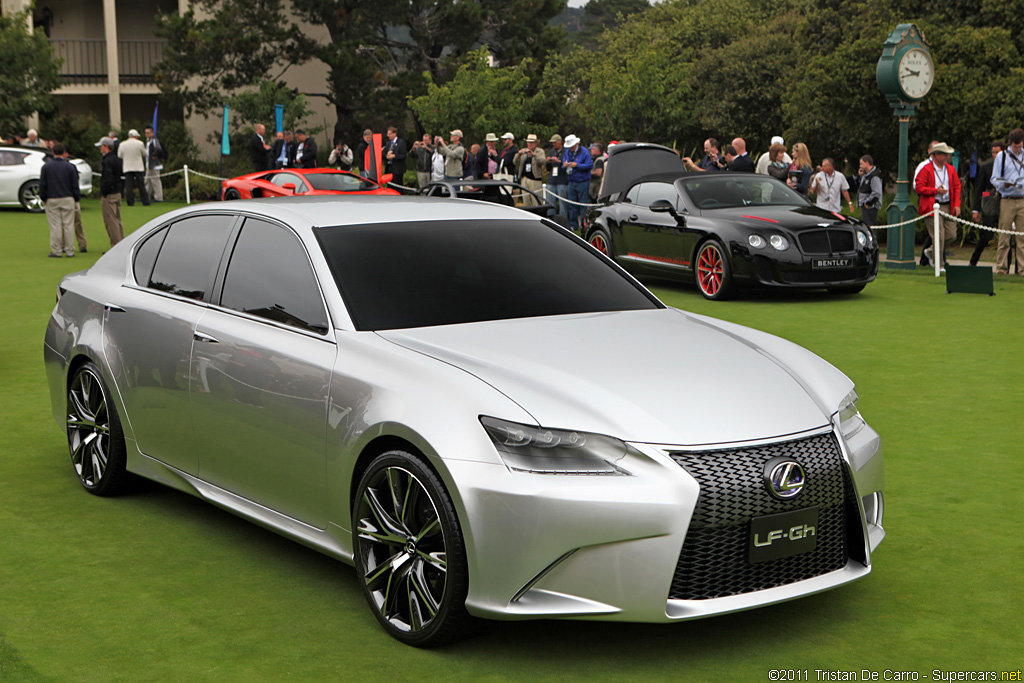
left=709, top=205, right=865, bottom=232
left=378, top=308, right=848, bottom=446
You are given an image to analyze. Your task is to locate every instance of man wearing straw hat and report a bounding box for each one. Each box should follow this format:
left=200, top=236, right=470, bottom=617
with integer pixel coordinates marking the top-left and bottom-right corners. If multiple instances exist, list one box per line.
left=915, top=142, right=961, bottom=269
left=514, top=134, right=546, bottom=207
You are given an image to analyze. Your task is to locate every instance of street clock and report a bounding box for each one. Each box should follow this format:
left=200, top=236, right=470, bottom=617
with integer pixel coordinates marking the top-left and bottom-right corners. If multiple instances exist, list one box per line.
left=876, top=24, right=933, bottom=113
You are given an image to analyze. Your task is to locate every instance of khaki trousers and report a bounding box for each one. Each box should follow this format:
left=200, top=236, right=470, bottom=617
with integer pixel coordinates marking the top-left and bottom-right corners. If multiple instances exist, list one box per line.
left=935, top=203, right=957, bottom=263
left=996, top=196, right=1024, bottom=274
left=74, top=201, right=87, bottom=250
left=521, top=177, right=543, bottom=207
left=46, top=197, right=76, bottom=256
left=102, top=193, right=124, bottom=246
left=145, top=167, right=163, bottom=202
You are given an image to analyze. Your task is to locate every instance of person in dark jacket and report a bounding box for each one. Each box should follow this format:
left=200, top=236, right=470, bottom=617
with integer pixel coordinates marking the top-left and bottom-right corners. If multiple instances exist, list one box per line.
left=293, top=129, right=318, bottom=168
left=271, top=131, right=294, bottom=169
left=95, top=136, right=124, bottom=247
left=970, top=140, right=1006, bottom=267
left=250, top=124, right=270, bottom=172
left=40, top=143, right=81, bottom=257
left=384, top=126, right=407, bottom=181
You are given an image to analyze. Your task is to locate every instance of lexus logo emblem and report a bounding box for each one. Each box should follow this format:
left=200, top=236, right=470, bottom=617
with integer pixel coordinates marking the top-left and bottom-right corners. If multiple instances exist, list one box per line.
left=764, top=458, right=806, bottom=499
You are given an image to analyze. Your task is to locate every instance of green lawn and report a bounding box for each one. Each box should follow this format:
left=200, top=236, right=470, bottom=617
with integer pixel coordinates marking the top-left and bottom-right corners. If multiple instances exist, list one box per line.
left=1, top=200, right=1021, bottom=681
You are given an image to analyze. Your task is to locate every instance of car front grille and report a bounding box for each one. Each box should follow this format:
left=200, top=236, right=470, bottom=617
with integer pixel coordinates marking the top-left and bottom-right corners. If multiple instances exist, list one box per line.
left=668, top=433, right=860, bottom=601
left=799, top=229, right=854, bottom=254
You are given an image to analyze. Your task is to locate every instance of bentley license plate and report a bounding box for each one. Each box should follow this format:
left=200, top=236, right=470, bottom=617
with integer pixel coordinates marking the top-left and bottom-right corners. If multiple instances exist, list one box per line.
left=812, top=258, right=852, bottom=268
left=749, top=507, right=819, bottom=564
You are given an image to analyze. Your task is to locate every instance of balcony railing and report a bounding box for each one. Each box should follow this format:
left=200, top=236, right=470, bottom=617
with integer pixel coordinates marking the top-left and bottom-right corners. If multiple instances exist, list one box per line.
left=49, top=39, right=167, bottom=84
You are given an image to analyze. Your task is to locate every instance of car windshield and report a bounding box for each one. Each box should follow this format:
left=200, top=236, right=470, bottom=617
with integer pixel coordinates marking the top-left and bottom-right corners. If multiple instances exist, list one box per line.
left=681, top=175, right=809, bottom=210
left=306, top=172, right=379, bottom=192
left=316, top=219, right=661, bottom=330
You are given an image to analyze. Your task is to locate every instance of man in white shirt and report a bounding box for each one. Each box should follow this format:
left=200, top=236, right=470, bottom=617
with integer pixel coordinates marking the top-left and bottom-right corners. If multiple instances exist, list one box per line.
left=117, top=129, right=150, bottom=206
left=144, top=126, right=166, bottom=202
left=810, top=158, right=852, bottom=213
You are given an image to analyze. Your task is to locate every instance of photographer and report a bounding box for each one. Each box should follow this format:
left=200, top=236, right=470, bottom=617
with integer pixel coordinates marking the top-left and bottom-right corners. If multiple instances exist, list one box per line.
left=329, top=141, right=353, bottom=171
left=411, top=134, right=434, bottom=188
left=857, top=155, right=883, bottom=228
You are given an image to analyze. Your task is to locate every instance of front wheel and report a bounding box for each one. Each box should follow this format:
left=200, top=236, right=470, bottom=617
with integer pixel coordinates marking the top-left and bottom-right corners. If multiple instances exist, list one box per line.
left=353, top=450, right=474, bottom=647
left=67, top=362, right=131, bottom=496
left=19, top=179, right=43, bottom=212
left=588, top=227, right=613, bottom=257
left=695, top=239, right=734, bottom=300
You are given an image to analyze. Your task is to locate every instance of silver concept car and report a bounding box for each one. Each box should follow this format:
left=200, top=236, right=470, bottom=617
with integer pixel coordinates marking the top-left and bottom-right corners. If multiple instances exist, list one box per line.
left=44, top=196, right=885, bottom=647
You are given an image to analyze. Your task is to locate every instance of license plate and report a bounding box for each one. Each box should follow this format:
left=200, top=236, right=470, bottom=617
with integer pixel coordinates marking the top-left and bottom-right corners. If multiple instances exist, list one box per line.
left=749, top=507, right=819, bottom=564
left=812, top=258, right=852, bottom=268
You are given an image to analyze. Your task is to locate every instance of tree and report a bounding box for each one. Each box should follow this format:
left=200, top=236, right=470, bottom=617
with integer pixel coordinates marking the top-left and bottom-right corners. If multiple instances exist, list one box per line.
left=573, top=0, right=650, bottom=51
left=0, top=9, right=62, bottom=134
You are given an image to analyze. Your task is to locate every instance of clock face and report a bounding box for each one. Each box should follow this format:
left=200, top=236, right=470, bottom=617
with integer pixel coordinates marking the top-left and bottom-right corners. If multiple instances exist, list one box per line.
left=898, top=48, right=934, bottom=99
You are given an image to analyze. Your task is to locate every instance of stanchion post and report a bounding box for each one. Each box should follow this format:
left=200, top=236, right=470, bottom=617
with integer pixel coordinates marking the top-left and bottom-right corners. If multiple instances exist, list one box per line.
left=933, top=208, right=941, bottom=276
left=184, top=165, right=191, bottom=205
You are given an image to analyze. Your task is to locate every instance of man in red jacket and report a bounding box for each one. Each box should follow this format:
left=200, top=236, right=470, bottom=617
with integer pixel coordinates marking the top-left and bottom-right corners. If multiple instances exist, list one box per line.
left=915, top=142, right=961, bottom=268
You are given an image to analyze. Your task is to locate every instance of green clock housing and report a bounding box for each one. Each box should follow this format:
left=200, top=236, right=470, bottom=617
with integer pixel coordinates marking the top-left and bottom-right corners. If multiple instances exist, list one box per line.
left=876, top=24, right=933, bottom=115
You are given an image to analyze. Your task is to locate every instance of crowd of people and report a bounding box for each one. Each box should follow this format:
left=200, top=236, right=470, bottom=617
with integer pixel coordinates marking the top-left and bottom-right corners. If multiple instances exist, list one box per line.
left=10, top=120, right=1022, bottom=273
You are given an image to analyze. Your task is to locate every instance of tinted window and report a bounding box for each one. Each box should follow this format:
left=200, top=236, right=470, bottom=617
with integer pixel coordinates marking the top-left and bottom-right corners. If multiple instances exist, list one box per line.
left=306, top=172, right=378, bottom=192
left=133, top=226, right=168, bottom=286
left=0, top=150, right=28, bottom=166
left=221, top=218, right=329, bottom=332
left=149, top=215, right=234, bottom=300
left=317, top=219, right=661, bottom=330
left=634, top=182, right=678, bottom=209
left=625, top=184, right=641, bottom=204
left=271, top=173, right=307, bottom=192
left=683, top=175, right=807, bottom=209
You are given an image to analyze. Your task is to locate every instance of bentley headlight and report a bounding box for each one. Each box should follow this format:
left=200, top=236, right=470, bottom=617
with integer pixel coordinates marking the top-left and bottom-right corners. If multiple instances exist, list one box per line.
left=769, top=234, right=790, bottom=251
left=748, top=234, right=766, bottom=249
left=857, top=230, right=869, bottom=247
left=837, top=390, right=865, bottom=438
left=480, top=416, right=631, bottom=475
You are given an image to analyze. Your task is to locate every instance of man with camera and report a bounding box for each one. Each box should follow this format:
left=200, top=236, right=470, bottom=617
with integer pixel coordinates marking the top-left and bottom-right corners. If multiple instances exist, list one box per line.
left=856, top=155, right=883, bottom=229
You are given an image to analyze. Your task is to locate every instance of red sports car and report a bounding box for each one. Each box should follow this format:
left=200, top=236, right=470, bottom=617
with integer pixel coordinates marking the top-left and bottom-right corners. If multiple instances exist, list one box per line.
left=221, top=168, right=399, bottom=200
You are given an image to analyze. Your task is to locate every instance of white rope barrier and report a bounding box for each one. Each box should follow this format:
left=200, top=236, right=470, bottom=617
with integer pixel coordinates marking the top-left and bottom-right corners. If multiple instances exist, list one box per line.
left=542, top=186, right=603, bottom=208
left=869, top=209, right=934, bottom=230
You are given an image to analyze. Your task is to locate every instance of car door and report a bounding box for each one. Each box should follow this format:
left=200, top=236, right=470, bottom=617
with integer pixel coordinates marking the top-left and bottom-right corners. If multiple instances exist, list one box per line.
left=618, top=182, right=695, bottom=276
left=268, top=172, right=309, bottom=196
left=190, top=216, right=336, bottom=528
left=102, top=213, right=238, bottom=474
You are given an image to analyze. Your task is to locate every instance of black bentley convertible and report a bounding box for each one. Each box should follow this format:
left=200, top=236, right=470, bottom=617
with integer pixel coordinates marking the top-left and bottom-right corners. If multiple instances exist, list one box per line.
left=582, top=143, right=879, bottom=300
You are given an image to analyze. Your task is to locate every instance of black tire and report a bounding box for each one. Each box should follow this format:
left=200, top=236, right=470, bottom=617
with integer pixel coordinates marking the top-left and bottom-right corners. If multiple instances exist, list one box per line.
left=19, top=179, right=43, bottom=212
left=223, top=187, right=242, bottom=200
left=827, top=283, right=867, bottom=295
left=695, top=239, right=735, bottom=300
left=353, top=450, right=474, bottom=647
left=587, top=227, right=613, bottom=258
left=66, top=362, right=132, bottom=496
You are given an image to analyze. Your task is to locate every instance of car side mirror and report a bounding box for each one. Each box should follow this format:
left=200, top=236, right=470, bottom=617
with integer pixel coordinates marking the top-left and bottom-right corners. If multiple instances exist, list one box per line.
left=650, top=199, right=686, bottom=225
left=281, top=183, right=297, bottom=194
left=380, top=173, right=394, bottom=185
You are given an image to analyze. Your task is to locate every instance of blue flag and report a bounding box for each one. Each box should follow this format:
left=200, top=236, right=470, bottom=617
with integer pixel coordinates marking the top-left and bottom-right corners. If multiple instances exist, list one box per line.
left=274, top=104, right=284, bottom=134
left=152, top=101, right=159, bottom=137
left=221, top=105, right=231, bottom=156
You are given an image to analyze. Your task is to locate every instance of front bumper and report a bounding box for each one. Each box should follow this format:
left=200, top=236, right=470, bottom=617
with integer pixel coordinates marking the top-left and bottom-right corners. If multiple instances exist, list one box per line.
left=454, top=423, right=884, bottom=622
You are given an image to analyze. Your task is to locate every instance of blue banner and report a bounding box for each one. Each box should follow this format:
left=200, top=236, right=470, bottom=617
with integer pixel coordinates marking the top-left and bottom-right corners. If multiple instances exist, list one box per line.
left=274, top=104, right=284, bottom=134
left=221, top=105, right=231, bottom=155
left=152, top=101, right=159, bottom=136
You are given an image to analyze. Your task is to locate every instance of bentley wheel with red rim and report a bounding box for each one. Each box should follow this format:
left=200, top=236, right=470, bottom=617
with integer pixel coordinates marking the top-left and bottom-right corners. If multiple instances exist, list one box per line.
left=588, top=229, right=612, bottom=257
left=695, top=240, right=733, bottom=300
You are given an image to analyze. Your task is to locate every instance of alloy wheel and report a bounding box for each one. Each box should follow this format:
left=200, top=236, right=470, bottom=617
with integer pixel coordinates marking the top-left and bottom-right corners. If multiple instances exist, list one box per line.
left=356, top=466, right=449, bottom=634
left=589, top=233, right=609, bottom=255
left=697, top=244, right=724, bottom=296
left=67, top=367, right=111, bottom=488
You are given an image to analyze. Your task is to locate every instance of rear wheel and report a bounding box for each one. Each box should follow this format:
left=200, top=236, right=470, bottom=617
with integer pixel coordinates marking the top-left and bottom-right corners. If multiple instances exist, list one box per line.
left=695, top=239, right=734, bottom=300
left=223, top=188, right=242, bottom=200
left=19, top=180, right=43, bottom=212
left=66, top=362, right=131, bottom=496
left=588, top=228, right=613, bottom=257
left=353, top=450, right=474, bottom=647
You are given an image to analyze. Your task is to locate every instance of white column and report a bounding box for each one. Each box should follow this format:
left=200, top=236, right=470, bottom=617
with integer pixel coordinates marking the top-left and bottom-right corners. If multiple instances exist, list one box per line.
left=103, top=0, right=121, bottom=127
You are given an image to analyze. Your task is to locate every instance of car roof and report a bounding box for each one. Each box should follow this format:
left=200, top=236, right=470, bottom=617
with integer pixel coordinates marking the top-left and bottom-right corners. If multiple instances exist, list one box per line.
left=154, top=195, right=543, bottom=232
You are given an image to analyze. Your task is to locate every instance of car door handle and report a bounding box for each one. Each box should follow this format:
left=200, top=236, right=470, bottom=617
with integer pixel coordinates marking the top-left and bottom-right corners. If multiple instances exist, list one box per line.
left=193, top=332, right=219, bottom=344
left=629, top=214, right=638, bottom=221
left=103, top=303, right=126, bottom=313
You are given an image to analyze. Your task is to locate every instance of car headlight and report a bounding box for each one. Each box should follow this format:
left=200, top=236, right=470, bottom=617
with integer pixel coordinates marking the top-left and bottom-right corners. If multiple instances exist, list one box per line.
left=837, top=390, right=865, bottom=438
left=769, top=234, right=789, bottom=251
left=748, top=234, right=766, bottom=249
left=857, top=230, right=869, bottom=247
left=480, top=416, right=631, bottom=475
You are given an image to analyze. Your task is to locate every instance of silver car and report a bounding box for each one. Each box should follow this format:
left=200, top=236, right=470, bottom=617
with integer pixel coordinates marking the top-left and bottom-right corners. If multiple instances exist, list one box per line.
left=0, top=145, right=93, bottom=212
left=44, top=196, right=884, bottom=647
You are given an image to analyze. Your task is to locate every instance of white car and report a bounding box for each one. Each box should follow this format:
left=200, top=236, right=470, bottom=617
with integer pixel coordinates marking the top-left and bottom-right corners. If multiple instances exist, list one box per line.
left=45, top=196, right=884, bottom=647
left=0, top=145, right=93, bottom=212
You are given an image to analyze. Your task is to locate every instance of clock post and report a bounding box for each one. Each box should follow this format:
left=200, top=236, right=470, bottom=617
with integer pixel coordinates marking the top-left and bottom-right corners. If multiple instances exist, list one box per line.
left=876, top=24, right=933, bottom=269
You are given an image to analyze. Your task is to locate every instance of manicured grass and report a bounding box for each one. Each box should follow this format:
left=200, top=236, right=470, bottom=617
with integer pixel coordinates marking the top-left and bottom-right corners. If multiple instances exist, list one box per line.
left=1, top=200, right=1021, bottom=681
